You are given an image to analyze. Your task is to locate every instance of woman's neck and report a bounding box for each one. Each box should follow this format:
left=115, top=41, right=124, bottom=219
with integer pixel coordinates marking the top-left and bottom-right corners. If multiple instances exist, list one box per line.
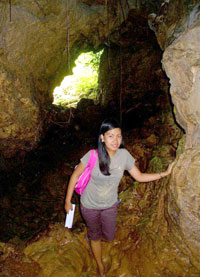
left=107, top=149, right=117, bottom=158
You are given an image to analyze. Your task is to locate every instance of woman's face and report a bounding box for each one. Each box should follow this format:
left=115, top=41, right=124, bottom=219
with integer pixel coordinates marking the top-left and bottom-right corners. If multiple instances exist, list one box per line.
left=101, top=128, right=122, bottom=153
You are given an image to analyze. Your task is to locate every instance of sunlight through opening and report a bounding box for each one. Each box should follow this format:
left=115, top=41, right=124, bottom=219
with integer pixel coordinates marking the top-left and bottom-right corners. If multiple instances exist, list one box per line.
left=53, top=50, right=103, bottom=108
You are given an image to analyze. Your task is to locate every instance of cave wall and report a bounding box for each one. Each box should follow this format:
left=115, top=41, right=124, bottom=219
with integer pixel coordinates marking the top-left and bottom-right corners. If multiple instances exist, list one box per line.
left=149, top=0, right=200, bottom=269
left=0, top=0, right=138, bottom=158
left=165, top=20, right=200, bottom=271
left=98, top=10, right=169, bottom=125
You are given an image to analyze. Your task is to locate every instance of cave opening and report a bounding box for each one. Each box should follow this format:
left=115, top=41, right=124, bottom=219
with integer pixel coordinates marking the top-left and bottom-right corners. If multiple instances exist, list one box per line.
left=53, top=50, right=103, bottom=108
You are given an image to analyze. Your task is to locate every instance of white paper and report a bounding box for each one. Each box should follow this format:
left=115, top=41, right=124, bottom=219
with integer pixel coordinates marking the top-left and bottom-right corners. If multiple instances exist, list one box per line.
left=65, top=204, right=75, bottom=228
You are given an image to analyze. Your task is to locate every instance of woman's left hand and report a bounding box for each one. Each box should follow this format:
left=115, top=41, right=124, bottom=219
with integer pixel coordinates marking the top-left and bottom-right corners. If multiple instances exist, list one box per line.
left=166, top=162, right=175, bottom=175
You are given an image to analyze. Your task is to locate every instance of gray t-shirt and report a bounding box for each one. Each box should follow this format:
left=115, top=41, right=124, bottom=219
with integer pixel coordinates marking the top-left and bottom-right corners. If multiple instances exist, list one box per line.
left=80, top=148, right=135, bottom=209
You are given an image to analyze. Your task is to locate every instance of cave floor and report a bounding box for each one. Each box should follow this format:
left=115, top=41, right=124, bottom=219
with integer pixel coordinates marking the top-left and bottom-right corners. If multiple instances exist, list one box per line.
left=2, top=111, right=197, bottom=277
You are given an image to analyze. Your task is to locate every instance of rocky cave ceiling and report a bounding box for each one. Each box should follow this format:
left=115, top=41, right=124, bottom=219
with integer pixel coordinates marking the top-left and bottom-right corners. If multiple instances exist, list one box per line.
left=0, top=0, right=199, bottom=158
left=0, top=0, right=168, bottom=158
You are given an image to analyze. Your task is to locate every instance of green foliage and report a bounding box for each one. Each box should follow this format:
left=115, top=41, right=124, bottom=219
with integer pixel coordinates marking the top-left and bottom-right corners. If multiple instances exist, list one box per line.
left=84, top=51, right=103, bottom=72
left=53, top=50, right=103, bottom=107
left=148, top=157, right=163, bottom=172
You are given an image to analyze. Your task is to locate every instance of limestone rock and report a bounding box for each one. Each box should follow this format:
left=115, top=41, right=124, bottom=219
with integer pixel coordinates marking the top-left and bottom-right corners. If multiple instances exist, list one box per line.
left=152, top=1, right=200, bottom=270
left=0, top=0, right=131, bottom=157
left=161, top=18, right=200, bottom=267
left=0, top=67, right=42, bottom=157
left=0, top=0, right=166, bottom=158
left=148, top=1, right=199, bottom=50
left=24, top=225, right=94, bottom=277
left=168, top=149, right=200, bottom=270
left=162, top=22, right=200, bottom=149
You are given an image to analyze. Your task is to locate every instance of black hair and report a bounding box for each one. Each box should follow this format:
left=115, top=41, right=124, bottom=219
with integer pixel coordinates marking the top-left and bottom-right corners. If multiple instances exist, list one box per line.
left=98, top=118, right=124, bottom=176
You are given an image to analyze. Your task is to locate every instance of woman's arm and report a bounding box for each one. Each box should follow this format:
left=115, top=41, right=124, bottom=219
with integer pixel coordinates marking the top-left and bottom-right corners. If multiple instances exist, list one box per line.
left=128, top=162, right=174, bottom=183
left=64, top=162, right=85, bottom=213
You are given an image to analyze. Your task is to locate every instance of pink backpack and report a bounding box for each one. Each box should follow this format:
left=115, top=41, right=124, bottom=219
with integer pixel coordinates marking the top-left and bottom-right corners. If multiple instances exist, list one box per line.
left=74, top=149, right=98, bottom=195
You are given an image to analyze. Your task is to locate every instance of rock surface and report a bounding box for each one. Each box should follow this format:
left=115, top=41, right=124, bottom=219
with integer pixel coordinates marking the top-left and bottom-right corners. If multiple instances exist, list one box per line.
left=1, top=107, right=188, bottom=277
left=0, top=0, right=165, bottom=158
left=150, top=0, right=200, bottom=271
left=163, top=22, right=200, bottom=271
left=0, top=0, right=132, bottom=157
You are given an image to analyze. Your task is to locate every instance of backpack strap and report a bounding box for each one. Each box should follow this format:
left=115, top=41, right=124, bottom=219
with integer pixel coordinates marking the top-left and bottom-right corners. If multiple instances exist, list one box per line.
left=87, top=149, right=98, bottom=171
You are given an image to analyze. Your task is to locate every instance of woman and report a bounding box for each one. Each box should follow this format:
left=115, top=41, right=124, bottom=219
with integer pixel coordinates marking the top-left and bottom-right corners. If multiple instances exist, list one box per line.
left=65, top=118, right=174, bottom=276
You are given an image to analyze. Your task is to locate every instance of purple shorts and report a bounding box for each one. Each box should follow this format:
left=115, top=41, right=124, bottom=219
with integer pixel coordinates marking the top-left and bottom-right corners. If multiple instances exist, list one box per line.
left=80, top=201, right=118, bottom=241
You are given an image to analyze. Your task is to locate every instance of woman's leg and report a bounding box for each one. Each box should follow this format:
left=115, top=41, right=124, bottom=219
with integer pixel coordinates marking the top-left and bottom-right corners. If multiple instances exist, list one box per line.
left=80, top=204, right=104, bottom=274
left=90, top=239, right=105, bottom=276
left=101, top=201, right=118, bottom=241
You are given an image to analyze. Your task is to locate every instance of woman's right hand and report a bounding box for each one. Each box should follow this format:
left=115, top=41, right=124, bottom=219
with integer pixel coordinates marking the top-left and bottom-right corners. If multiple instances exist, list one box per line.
left=65, top=201, right=73, bottom=214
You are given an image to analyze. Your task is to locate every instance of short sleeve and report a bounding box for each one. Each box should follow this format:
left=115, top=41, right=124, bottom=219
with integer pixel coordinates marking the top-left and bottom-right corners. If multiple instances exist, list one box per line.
left=80, top=150, right=91, bottom=167
left=124, top=150, right=135, bottom=171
